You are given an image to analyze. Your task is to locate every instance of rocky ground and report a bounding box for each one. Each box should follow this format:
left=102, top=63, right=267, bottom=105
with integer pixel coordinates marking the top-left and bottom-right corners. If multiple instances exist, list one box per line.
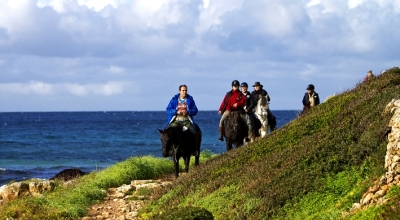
left=80, top=174, right=176, bottom=220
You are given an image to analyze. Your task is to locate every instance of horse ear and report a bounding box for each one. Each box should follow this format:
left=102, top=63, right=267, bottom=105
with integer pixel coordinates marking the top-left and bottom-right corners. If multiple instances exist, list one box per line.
left=158, top=129, right=163, bottom=134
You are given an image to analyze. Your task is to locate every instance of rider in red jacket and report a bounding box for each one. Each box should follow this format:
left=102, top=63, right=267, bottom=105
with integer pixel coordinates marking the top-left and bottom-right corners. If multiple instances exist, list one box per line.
left=218, top=80, right=247, bottom=141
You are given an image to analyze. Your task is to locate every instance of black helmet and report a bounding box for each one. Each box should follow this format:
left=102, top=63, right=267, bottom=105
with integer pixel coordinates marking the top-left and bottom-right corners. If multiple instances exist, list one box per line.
left=306, top=84, right=315, bottom=90
left=232, top=80, right=240, bottom=87
left=241, top=82, right=248, bottom=87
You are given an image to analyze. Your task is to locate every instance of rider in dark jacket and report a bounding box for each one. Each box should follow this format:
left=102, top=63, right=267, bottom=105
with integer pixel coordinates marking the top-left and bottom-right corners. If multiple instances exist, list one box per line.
left=241, top=82, right=261, bottom=136
left=301, top=84, right=320, bottom=115
left=251, top=82, right=276, bottom=131
left=251, top=82, right=270, bottom=102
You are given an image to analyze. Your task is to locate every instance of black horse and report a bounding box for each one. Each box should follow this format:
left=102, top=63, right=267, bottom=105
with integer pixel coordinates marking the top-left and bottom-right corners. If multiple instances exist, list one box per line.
left=158, top=123, right=202, bottom=178
left=223, top=111, right=248, bottom=151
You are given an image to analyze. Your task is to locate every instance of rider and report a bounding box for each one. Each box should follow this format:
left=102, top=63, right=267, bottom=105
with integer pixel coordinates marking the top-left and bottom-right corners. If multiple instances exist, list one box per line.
left=301, top=84, right=320, bottom=115
left=166, top=84, right=198, bottom=155
left=218, top=80, right=248, bottom=141
left=240, top=82, right=260, bottom=137
left=251, top=82, right=277, bottom=131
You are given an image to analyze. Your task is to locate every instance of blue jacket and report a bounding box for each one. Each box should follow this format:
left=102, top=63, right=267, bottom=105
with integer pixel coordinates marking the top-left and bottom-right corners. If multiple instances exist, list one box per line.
left=166, top=94, right=198, bottom=126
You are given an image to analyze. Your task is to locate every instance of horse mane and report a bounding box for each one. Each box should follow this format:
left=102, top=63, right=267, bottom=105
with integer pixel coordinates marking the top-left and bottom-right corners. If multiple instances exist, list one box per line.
left=165, top=125, right=183, bottom=138
left=258, top=95, right=269, bottom=108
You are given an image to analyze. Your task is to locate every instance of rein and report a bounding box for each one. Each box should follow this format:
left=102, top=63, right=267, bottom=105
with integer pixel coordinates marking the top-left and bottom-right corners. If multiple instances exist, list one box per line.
left=171, top=138, right=182, bottom=163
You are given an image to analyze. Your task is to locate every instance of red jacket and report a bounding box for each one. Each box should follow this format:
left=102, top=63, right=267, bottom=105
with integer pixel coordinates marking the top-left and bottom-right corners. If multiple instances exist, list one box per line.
left=218, top=89, right=246, bottom=112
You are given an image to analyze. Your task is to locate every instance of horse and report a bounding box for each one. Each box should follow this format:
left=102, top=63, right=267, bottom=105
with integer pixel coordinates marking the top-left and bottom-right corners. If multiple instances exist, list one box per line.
left=223, top=111, right=248, bottom=151
left=254, top=95, right=270, bottom=138
left=158, top=123, right=202, bottom=178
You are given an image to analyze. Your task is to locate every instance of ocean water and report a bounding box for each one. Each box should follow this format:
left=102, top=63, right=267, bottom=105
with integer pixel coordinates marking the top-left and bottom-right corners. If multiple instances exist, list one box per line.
left=0, top=110, right=298, bottom=185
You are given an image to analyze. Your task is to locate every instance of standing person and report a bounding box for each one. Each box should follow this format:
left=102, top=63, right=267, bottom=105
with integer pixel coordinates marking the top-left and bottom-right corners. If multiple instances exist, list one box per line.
left=251, top=82, right=276, bottom=131
left=241, top=82, right=260, bottom=137
left=218, top=80, right=247, bottom=141
left=301, top=84, right=320, bottom=115
left=166, top=84, right=198, bottom=134
left=364, top=70, right=375, bottom=82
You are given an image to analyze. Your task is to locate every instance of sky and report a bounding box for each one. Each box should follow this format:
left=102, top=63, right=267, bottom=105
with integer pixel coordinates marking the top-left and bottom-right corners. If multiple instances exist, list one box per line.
left=0, top=0, right=399, bottom=111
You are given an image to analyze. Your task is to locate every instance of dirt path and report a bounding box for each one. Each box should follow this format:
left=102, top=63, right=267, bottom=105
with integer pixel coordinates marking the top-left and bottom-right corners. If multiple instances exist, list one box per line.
left=80, top=175, right=175, bottom=220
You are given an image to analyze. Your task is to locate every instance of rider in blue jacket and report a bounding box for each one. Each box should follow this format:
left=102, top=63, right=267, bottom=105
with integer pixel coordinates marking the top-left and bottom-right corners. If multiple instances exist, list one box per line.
left=166, top=85, right=198, bottom=134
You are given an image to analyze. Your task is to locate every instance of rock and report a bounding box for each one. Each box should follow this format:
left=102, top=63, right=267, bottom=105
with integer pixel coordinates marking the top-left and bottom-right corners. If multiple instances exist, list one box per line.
left=361, top=193, right=373, bottom=205
left=368, top=185, right=379, bottom=194
left=50, top=168, right=88, bottom=181
left=373, top=190, right=386, bottom=198
left=351, top=203, right=361, bottom=211
left=0, top=182, right=30, bottom=201
left=29, top=181, right=54, bottom=196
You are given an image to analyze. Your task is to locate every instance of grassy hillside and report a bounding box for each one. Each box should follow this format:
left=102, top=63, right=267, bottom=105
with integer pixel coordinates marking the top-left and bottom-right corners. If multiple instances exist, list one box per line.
left=1, top=68, right=399, bottom=220
left=140, top=67, right=400, bottom=219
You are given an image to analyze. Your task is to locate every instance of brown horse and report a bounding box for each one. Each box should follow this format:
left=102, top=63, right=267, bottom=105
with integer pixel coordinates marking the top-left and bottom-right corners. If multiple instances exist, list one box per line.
left=158, top=123, right=202, bottom=178
left=223, top=111, right=247, bottom=151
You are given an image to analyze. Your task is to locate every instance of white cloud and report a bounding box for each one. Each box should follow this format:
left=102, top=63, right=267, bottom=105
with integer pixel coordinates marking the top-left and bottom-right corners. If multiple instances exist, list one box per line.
left=0, top=81, right=133, bottom=97
left=202, top=0, right=209, bottom=9
left=0, top=0, right=36, bottom=35
left=196, top=0, right=244, bottom=34
left=0, top=81, right=54, bottom=96
left=348, top=0, right=365, bottom=9
left=77, top=0, right=122, bottom=12
left=1, top=0, right=400, bottom=111
left=108, top=65, right=125, bottom=74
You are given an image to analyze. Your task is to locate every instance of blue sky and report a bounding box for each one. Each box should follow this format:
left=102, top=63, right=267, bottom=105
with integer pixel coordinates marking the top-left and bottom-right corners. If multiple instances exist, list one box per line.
left=1, top=0, right=399, bottom=111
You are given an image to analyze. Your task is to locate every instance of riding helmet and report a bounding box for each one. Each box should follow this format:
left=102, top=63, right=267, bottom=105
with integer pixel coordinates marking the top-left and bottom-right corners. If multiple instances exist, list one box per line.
left=241, top=82, right=248, bottom=87
left=306, top=84, right=315, bottom=90
left=232, top=80, right=240, bottom=87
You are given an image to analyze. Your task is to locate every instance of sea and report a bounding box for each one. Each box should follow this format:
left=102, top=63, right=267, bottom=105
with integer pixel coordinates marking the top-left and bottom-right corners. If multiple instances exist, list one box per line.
left=0, top=110, right=298, bottom=186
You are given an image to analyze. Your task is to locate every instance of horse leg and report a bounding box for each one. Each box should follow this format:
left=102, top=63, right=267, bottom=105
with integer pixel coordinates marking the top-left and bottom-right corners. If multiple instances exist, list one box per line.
left=226, top=142, right=232, bottom=151
left=174, top=155, right=180, bottom=178
left=261, top=125, right=268, bottom=138
left=184, top=156, right=190, bottom=173
left=194, top=131, right=201, bottom=166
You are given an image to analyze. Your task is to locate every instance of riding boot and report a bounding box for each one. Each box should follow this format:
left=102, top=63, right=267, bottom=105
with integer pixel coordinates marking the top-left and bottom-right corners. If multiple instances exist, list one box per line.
left=218, top=126, right=224, bottom=141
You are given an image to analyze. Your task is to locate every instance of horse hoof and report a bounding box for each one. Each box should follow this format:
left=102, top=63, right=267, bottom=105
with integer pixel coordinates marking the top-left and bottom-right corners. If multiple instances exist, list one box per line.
left=245, top=137, right=250, bottom=142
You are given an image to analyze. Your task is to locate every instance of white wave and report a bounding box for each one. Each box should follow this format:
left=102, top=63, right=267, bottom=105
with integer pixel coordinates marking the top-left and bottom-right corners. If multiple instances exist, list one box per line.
left=0, top=168, right=6, bottom=171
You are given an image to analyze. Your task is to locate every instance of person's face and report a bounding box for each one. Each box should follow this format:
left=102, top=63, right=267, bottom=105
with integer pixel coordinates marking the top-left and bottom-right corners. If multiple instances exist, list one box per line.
left=307, top=89, right=313, bottom=94
left=241, top=86, right=248, bottom=93
left=254, top=86, right=261, bottom=91
left=179, top=86, right=187, bottom=97
left=232, top=85, right=239, bottom=90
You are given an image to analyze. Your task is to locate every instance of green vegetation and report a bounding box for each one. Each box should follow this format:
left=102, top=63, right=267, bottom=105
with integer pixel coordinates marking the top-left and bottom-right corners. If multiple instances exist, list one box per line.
left=0, top=154, right=214, bottom=220
left=1, top=68, right=400, bottom=219
left=140, top=67, right=400, bottom=219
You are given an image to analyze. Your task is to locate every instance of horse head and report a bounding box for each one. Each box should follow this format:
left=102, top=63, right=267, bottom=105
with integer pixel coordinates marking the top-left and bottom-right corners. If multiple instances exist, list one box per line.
left=256, top=95, right=269, bottom=117
left=158, top=126, right=183, bottom=157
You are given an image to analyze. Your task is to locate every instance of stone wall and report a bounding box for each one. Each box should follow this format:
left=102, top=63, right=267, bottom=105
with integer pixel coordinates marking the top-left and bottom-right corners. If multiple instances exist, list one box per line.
left=349, top=99, right=400, bottom=213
